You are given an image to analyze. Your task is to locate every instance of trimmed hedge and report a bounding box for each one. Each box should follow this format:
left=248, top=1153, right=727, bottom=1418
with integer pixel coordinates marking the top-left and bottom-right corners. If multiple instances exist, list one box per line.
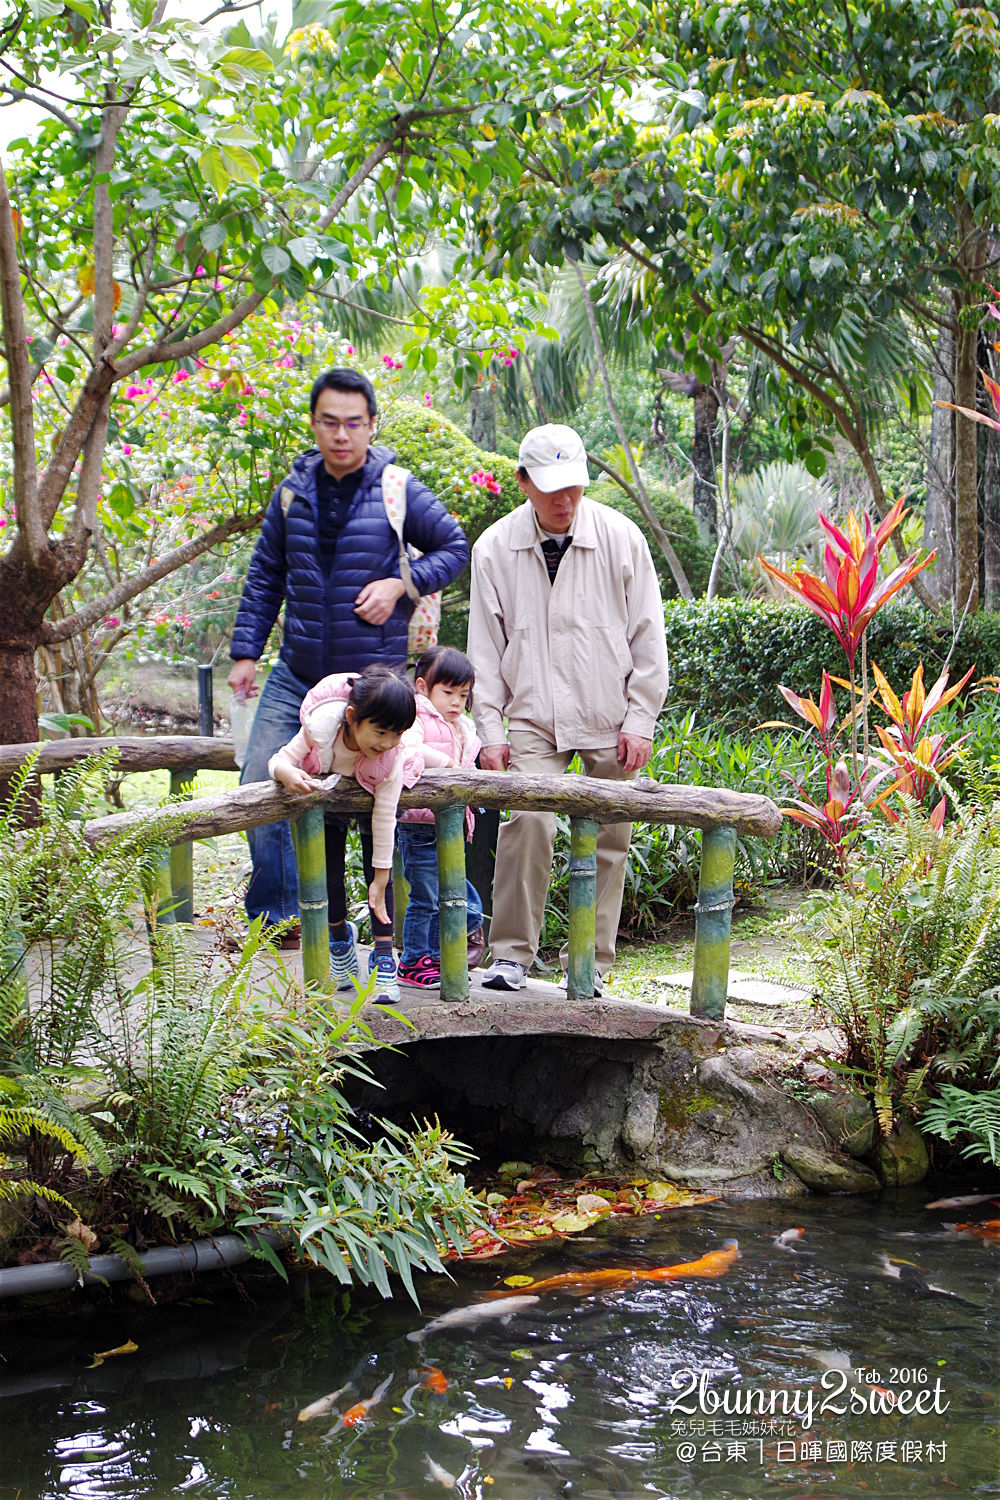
left=665, top=598, right=1000, bottom=724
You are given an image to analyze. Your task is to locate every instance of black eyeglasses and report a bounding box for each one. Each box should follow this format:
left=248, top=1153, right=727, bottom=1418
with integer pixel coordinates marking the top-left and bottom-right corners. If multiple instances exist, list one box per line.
left=314, top=416, right=369, bottom=432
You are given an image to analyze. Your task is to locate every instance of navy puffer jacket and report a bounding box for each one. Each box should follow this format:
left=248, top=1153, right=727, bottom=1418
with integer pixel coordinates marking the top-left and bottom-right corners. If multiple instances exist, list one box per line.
left=230, top=444, right=468, bottom=681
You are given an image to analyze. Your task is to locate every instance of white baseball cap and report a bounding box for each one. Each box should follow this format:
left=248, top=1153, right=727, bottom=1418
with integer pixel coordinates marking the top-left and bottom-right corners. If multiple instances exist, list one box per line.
left=518, top=423, right=590, bottom=491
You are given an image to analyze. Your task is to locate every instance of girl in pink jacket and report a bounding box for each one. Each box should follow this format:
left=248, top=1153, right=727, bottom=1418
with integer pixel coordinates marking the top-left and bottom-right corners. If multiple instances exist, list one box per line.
left=397, top=646, right=486, bottom=987
left=269, top=664, right=420, bottom=1001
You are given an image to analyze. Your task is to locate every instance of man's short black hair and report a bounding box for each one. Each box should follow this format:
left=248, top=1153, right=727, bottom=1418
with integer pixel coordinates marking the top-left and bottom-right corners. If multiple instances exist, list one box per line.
left=309, top=368, right=377, bottom=418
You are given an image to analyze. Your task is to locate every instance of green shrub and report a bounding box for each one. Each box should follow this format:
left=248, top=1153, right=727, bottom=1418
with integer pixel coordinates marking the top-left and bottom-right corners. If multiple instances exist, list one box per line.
left=664, top=597, right=1000, bottom=725
left=587, top=480, right=713, bottom=598
left=802, top=803, right=1000, bottom=1136
left=536, top=712, right=813, bottom=948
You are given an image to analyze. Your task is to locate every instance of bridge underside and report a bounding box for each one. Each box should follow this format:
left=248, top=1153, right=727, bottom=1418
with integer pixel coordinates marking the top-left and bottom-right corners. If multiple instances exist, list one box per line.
left=347, top=979, right=852, bottom=1198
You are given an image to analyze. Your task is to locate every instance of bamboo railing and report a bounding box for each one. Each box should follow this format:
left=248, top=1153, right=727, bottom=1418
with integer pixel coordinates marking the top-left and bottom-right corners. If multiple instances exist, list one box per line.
left=8, top=736, right=782, bottom=1017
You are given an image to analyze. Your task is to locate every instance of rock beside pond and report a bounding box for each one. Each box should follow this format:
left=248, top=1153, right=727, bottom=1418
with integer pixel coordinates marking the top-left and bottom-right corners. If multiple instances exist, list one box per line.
left=806, top=1089, right=876, bottom=1159
left=876, top=1119, right=930, bottom=1186
left=782, top=1142, right=881, bottom=1195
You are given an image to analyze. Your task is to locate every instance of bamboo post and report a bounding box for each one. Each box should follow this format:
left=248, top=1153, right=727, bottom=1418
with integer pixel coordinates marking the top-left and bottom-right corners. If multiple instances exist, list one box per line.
left=690, top=826, right=736, bottom=1020
left=392, top=846, right=408, bottom=951
left=169, top=770, right=195, bottom=923
left=567, top=816, right=599, bottom=999
left=435, top=803, right=469, bottom=1003
left=148, top=847, right=177, bottom=929
left=291, top=805, right=329, bottom=988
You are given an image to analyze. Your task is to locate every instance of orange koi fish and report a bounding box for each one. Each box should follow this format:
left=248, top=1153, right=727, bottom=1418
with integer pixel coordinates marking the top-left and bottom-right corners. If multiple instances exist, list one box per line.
left=420, top=1365, right=449, bottom=1394
left=495, top=1240, right=741, bottom=1298
left=950, top=1217, right=1000, bottom=1239
left=339, top=1372, right=393, bottom=1427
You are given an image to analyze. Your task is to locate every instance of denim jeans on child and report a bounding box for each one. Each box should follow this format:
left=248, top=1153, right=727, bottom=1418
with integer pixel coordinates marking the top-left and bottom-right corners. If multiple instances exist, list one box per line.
left=238, top=658, right=314, bottom=926
left=397, top=823, right=484, bottom=966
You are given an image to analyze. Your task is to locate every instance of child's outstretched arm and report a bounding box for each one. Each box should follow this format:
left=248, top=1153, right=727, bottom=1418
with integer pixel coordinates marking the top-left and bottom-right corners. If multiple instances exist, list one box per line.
left=268, top=731, right=321, bottom=795
left=368, top=867, right=390, bottom=928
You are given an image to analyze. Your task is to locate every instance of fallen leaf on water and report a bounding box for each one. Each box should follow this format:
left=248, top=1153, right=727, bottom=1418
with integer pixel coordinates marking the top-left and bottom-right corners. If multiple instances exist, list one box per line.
left=502, top=1275, right=536, bottom=1288
left=576, top=1193, right=611, bottom=1216
left=88, top=1339, right=138, bottom=1369
left=550, top=1212, right=596, bottom=1234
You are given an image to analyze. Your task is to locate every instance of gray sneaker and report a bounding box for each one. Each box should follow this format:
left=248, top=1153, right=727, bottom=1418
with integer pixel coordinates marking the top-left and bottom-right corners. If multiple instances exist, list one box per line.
left=482, top=958, right=528, bottom=991
left=558, top=970, right=604, bottom=997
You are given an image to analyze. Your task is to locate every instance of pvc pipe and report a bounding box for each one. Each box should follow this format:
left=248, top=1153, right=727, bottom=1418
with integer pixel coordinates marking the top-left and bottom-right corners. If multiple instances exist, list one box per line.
left=0, top=1231, right=283, bottom=1301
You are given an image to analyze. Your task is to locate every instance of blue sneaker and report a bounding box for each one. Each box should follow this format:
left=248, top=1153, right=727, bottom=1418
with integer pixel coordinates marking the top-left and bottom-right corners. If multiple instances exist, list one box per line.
left=368, top=948, right=400, bottom=1003
left=329, top=922, right=359, bottom=991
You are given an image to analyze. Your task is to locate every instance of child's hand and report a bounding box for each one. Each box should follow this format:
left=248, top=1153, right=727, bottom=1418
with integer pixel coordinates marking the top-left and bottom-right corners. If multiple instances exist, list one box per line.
left=368, top=869, right=390, bottom=928
left=273, top=761, right=320, bottom=795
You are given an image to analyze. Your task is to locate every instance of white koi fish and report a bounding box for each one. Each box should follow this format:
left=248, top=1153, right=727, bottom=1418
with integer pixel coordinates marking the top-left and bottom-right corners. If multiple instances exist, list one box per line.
left=424, top=1454, right=459, bottom=1489
left=296, top=1382, right=354, bottom=1423
left=407, top=1293, right=540, bottom=1342
left=772, top=1227, right=805, bottom=1251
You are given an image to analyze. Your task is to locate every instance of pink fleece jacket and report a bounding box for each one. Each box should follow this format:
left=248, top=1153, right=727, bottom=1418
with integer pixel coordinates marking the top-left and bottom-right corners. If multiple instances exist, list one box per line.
left=400, top=693, right=481, bottom=838
left=267, top=672, right=423, bottom=868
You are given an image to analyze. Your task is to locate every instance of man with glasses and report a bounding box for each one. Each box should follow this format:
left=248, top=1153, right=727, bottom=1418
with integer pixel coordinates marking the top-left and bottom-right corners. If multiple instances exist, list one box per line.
left=227, top=367, right=468, bottom=940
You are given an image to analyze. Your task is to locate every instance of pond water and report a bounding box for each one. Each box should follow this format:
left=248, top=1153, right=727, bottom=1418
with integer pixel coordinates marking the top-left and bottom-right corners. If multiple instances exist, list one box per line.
left=0, top=1190, right=996, bottom=1499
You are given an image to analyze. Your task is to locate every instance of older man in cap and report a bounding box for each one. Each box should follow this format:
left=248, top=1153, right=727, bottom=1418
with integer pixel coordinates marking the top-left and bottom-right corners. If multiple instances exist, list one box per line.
left=467, top=423, right=669, bottom=993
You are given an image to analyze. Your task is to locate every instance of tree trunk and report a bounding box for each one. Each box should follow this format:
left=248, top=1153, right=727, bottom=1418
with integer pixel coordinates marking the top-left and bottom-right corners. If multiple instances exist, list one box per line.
left=691, top=384, right=719, bottom=537
left=985, top=421, right=1000, bottom=612
left=923, top=322, right=955, bottom=605
left=470, top=383, right=497, bottom=451
left=954, top=309, right=980, bottom=615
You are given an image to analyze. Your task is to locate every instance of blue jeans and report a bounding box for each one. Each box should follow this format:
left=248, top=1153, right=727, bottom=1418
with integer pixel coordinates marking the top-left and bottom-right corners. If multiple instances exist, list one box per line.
left=240, top=659, right=314, bottom=925
left=397, top=823, right=484, bottom=965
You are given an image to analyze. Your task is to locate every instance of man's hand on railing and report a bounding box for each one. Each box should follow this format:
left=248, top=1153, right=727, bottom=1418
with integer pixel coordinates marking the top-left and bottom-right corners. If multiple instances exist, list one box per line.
left=617, top=733, right=653, bottom=774
left=479, top=744, right=510, bottom=772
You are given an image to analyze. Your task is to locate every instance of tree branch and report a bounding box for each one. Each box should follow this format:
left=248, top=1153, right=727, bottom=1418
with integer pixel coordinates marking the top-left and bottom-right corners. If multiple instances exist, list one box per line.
left=41, top=508, right=265, bottom=645
left=0, top=154, right=45, bottom=567
left=0, top=81, right=79, bottom=132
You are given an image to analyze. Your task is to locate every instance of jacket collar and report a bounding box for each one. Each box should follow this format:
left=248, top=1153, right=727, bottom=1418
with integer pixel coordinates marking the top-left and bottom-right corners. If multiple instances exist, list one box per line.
left=286, top=443, right=397, bottom=503
left=508, top=496, right=598, bottom=550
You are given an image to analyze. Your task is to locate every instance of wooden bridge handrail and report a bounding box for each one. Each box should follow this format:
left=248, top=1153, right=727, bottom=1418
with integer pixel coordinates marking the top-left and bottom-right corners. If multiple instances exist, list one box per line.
left=0, top=736, right=236, bottom=776
left=81, top=766, right=782, bottom=847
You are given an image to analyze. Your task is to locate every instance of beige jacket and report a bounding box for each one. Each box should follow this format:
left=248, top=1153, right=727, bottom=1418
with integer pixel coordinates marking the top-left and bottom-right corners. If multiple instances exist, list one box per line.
left=467, top=497, right=669, bottom=752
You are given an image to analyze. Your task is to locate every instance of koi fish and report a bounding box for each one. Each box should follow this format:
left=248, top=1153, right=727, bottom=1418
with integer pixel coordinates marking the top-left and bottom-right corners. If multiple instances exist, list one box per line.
left=925, top=1192, right=1000, bottom=1210
left=773, top=1228, right=805, bottom=1251
left=424, top=1454, right=459, bottom=1489
left=339, top=1372, right=393, bottom=1427
left=807, top=1349, right=897, bottom=1404
left=877, top=1254, right=974, bottom=1303
left=420, top=1364, right=449, bottom=1393
left=296, top=1382, right=354, bottom=1423
left=407, top=1294, right=540, bottom=1342
left=494, top=1241, right=741, bottom=1298
left=949, top=1217, right=1000, bottom=1239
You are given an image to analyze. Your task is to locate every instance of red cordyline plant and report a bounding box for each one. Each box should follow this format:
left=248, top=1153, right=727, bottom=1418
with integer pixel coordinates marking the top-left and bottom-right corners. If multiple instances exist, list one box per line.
left=770, top=671, right=890, bottom=875
left=869, top=662, right=974, bottom=823
left=758, top=495, right=935, bottom=781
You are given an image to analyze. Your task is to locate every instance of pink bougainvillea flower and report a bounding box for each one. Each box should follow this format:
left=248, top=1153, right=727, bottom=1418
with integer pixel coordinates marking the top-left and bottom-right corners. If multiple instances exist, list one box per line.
left=122, top=445, right=132, bottom=456
left=345, top=344, right=356, bottom=356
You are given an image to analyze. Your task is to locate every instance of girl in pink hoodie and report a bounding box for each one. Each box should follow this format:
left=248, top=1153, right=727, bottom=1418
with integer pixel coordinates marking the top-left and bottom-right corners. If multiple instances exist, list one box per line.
left=269, top=664, right=420, bottom=1001
left=397, top=646, right=486, bottom=988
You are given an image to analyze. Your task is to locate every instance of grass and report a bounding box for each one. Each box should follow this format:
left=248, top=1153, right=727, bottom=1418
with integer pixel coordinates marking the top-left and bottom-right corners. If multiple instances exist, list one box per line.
left=605, top=897, right=818, bottom=1027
